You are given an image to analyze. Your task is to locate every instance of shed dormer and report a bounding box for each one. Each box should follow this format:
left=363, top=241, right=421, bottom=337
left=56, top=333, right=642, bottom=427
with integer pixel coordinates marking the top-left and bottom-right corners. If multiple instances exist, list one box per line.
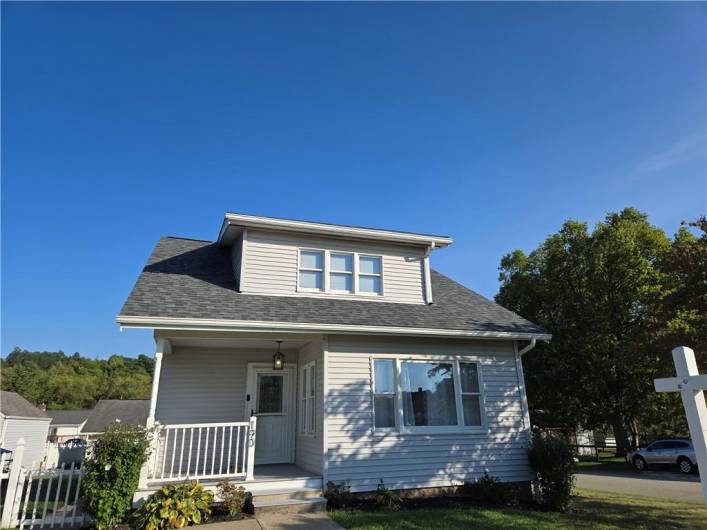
left=218, top=214, right=452, bottom=305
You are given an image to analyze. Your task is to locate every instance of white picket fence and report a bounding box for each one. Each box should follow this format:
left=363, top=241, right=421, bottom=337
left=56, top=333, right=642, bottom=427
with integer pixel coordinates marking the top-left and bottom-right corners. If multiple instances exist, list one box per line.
left=0, top=440, right=89, bottom=529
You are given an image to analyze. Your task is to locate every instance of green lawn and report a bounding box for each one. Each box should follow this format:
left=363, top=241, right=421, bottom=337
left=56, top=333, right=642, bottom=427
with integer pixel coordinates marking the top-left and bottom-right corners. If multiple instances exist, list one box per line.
left=330, top=488, right=706, bottom=529
left=576, top=456, right=635, bottom=473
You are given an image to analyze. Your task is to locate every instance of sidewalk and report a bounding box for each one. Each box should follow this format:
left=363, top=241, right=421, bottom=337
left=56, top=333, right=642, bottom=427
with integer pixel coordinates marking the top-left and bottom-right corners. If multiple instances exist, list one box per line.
left=202, top=513, right=343, bottom=530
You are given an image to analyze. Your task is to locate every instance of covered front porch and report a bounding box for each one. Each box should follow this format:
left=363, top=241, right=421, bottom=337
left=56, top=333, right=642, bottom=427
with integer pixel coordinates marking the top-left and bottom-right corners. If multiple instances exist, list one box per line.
left=140, top=333, right=325, bottom=491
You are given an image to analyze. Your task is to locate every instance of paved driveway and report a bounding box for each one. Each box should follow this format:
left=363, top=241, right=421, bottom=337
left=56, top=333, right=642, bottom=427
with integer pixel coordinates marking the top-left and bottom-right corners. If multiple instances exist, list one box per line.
left=577, top=469, right=703, bottom=503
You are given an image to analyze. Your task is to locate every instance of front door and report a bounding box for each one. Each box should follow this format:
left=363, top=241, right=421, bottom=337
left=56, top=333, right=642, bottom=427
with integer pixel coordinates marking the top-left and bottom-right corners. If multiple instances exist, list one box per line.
left=245, top=364, right=295, bottom=465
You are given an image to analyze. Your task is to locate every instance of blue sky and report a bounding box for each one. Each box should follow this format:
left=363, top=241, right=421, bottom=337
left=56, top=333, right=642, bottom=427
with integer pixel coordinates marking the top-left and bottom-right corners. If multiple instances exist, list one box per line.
left=2, top=2, right=705, bottom=358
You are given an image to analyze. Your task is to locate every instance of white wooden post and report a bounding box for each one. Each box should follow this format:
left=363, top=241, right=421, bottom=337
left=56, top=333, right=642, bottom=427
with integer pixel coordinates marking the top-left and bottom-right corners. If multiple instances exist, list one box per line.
left=654, top=346, right=707, bottom=506
left=1, top=438, right=25, bottom=528
left=139, top=338, right=170, bottom=488
left=246, top=416, right=257, bottom=481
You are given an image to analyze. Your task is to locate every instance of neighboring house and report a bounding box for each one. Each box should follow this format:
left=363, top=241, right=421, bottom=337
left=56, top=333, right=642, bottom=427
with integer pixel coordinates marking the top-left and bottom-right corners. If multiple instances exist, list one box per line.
left=118, top=213, right=549, bottom=504
left=81, top=399, right=150, bottom=439
left=45, top=409, right=90, bottom=442
left=0, top=391, right=51, bottom=466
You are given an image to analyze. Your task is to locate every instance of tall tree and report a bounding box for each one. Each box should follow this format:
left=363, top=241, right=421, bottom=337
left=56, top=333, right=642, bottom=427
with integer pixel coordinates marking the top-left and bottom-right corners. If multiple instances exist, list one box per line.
left=497, top=208, right=677, bottom=455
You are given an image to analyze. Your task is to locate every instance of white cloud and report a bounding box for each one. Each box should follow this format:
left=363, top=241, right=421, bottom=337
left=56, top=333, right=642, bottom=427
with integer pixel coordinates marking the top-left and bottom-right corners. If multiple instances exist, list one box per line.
left=635, top=131, right=705, bottom=173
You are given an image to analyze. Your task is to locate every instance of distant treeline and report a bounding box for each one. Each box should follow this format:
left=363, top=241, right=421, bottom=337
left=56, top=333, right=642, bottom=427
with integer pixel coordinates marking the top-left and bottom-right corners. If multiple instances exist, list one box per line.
left=1, top=348, right=154, bottom=410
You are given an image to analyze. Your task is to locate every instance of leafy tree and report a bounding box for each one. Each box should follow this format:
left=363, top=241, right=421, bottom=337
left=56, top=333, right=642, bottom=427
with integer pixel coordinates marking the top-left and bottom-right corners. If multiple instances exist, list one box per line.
left=0, top=348, right=154, bottom=409
left=497, top=208, right=704, bottom=455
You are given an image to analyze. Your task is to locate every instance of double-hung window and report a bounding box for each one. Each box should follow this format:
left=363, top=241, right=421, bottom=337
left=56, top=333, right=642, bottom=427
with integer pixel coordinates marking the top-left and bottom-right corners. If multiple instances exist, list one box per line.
left=300, top=361, right=316, bottom=435
left=371, top=358, right=485, bottom=433
left=358, top=255, right=382, bottom=295
left=299, top=251, right=324, bottom=291
left=330, top=253, right=353, bottom=293
left=372, top=360, right=396, bottom=428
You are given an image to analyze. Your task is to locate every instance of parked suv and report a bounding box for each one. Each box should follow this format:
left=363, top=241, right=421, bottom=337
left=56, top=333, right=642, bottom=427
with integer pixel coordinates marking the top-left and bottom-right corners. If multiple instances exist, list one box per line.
left=628, top=438, right=696, bottom=474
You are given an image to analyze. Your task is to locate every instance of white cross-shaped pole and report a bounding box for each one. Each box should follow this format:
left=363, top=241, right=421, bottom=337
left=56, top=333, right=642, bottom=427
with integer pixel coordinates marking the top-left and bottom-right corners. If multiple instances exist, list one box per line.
left=654, top=346, right=707, bottom=506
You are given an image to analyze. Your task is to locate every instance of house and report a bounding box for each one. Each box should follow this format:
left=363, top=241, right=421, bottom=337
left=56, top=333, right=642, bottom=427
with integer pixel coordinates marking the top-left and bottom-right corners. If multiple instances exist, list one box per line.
left=0, top=391, right=51, bottom=466
left=81, top=399, right=150, bottom=439
left=45, top=409, right=90, bottom=442
left=118, top=213, right=549, bottom=507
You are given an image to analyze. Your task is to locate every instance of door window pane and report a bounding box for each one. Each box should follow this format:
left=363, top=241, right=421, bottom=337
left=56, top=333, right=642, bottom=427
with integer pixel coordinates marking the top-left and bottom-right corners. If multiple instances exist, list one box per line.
left=374, top=396, right=395, bottom=428
left=400, top=362, right=458, bottom=426
left=258, top=375, right=283, bottom=414
left=374, top=360, right=395, bottom=393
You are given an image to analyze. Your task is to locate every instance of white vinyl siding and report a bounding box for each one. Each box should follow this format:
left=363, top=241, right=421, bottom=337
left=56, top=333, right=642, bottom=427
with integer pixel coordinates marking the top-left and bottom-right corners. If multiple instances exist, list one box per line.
left=0, top=416, right=51, bottom=466
left=296, top=342, right=324, bottom=474
left=325, top=336, right=532, bottom=492
left=240, top=229, right=426, bottom=304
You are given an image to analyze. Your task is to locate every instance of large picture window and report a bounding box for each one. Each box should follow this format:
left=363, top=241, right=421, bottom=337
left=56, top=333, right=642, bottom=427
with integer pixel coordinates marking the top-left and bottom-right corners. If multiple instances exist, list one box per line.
left=371, top=358, right=485, bottom=433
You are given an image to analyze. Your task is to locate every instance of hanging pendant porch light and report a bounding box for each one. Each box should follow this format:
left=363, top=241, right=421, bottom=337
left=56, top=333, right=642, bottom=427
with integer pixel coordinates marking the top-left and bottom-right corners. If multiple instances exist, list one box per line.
left=273, top=340, right=285, bottom=370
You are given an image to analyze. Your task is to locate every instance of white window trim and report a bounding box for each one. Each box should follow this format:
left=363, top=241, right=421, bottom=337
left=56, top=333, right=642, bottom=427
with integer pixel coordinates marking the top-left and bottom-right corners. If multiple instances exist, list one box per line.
left=297, top=249, right=384, bottom=297
left=370, top=356, right=487, bottom=434
left=297, top=248, right=325, bottom=293
left=299, top=360, right=316, bottom=436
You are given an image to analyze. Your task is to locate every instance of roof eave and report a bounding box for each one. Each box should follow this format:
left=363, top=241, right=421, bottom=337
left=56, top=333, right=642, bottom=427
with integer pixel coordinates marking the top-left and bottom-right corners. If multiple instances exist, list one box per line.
left=117, top=315, right=551, bottom=341
left=217, top=213, right=454, bottom=249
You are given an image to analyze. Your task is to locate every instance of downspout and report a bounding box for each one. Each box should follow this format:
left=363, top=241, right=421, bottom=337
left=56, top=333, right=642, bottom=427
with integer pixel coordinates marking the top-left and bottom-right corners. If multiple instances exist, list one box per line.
left=518, top=338, right=537, bottom=356
left=515, top=339, right=537, bottom=444
left=423, top=242, right=436, bottom=304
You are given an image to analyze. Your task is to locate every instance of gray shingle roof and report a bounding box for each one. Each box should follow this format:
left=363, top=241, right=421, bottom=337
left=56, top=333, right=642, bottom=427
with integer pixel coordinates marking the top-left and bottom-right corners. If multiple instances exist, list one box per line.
left=45, top=409, right=91, bottom=426
left=0, top=391, right=49, bottom=419
left=81, top=400, right=149, bottom=433
left=118, top=237, right=546, bottom=336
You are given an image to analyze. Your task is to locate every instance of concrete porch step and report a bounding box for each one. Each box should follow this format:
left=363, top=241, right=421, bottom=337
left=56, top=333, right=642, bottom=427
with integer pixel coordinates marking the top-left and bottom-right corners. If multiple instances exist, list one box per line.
left=252, top=486, right=322, bottom=503
left=253, top=496, right=327, bottom=515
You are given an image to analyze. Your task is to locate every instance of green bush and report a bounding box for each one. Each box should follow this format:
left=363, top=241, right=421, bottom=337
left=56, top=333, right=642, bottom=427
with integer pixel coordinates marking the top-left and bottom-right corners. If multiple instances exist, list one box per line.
left=462, top=472, right=513, bottom=505
left=82, top=423, right=151, bottom=529
left=324, top=480, right=351, bottom=510
left=528, top=429, right=576, bottom=511
left=131, top=482, right=213, bottom=530
left=374, top=479, right=400, bottom=510
left=215, top=480, right=247, bottom=517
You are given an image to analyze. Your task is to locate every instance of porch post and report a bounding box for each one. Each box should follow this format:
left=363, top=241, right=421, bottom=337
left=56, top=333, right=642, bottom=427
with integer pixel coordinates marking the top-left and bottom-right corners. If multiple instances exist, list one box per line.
left=246, top=416, right=257, bottom=481
left=140, top=338, right=170, bottom=489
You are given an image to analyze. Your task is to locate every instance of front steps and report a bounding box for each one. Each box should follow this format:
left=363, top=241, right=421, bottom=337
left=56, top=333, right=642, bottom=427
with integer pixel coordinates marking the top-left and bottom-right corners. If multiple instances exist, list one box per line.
left=251, top=486, right=326, bottom=515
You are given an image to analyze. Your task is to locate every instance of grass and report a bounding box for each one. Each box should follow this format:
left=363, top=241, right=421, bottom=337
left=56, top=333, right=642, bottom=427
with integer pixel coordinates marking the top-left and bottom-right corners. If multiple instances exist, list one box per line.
left=576, top=455, right=635, bottom=473
left=330, top=488, right=707, bottom=529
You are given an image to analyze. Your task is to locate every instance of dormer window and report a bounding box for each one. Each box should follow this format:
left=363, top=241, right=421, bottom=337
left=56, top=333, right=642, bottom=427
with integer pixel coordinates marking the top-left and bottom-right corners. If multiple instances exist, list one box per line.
left=298, top=250, right=324, bottom=291
left=298, top=249, right=383, bottom=296
left=358, top=256, right=382, bottom=295
left=330, top=253, right=353, bottom=293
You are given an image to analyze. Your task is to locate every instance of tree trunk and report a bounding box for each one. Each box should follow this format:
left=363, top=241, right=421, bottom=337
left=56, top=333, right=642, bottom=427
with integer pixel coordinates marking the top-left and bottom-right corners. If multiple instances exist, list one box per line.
left=609, top=412, right=631, bottom=457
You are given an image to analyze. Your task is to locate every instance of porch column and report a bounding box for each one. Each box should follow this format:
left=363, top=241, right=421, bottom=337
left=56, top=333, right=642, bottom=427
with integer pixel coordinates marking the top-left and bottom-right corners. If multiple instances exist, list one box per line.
left=147, top=338, right=170, bottom=428
left=140, top=338, right=170, bottom=489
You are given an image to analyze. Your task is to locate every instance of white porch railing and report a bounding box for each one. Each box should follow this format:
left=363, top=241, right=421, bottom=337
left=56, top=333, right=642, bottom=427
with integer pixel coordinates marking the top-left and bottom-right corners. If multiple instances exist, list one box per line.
left=147, top=418, right=257, bottom=483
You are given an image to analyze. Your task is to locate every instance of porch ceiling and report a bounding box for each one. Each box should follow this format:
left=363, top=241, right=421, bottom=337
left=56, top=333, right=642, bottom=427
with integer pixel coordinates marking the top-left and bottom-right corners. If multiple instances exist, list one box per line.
left=168, top=337, right=310, bottom=349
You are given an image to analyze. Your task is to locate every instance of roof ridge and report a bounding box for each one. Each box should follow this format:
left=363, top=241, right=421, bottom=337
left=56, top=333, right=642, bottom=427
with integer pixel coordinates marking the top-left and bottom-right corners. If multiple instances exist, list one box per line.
left=161, top=235, right=214, bottom=243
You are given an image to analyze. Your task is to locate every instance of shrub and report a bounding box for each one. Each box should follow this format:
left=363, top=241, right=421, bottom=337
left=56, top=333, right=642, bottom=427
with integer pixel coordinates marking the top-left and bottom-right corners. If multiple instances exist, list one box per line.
left=131, top=481, right=213, bottom=530
left=374, top=479, right=400, bottom=510
left=324, top=480, right=351, bottom=510
left=82, top=423, right=151, bottom=529
left=462, top=472, right=512, bottom=505
left=215, top=480, right=247, bottom=517
left=528, top=429, right=576, bottom=511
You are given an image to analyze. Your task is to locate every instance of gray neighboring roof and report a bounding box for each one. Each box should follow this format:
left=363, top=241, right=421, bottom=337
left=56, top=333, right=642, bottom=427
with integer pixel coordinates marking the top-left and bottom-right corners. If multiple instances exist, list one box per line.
left=81, top=400, right=149, bottom=433
left=118, top=236, right=547, bottom=336
left=45, top=409, right=91, bottom=426
left=0, top=391, right=49, bottom=419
